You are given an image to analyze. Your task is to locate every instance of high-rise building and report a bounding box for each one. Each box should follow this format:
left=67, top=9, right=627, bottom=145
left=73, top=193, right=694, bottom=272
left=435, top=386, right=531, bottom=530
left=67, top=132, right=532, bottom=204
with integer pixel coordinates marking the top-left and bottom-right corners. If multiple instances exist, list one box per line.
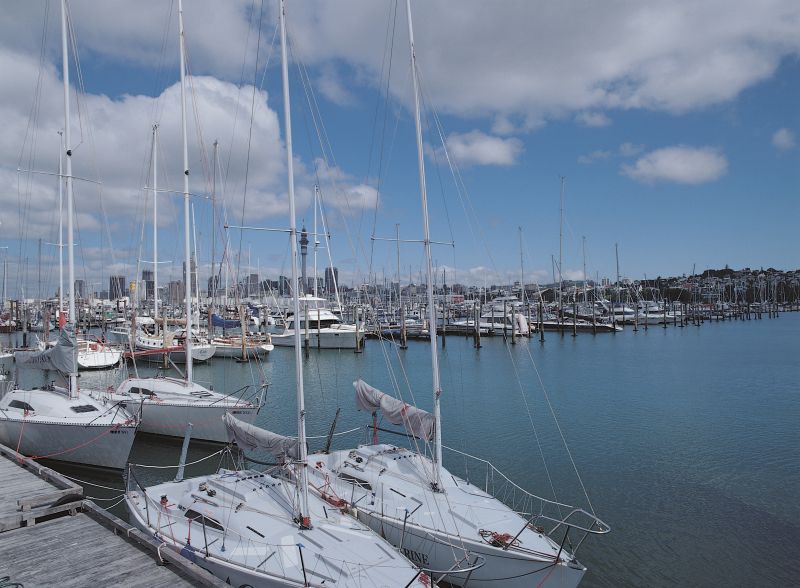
left=74, top=279, right=86, bottom=299
left=142, top=269, right=154, bottom=300
left=182, top=255, right=197, bottom=295
left=109, top=275, right=126, bottom=300
left=248, top=273, right=259, bottom=297
left=324, top=267, right=339, bottom=294
left=279, top=275, right=290, bottom=296
left=300, top=225, right=309, bottom=293
left=167, top=280, right=184, bottom=304
left=208, top=275, right=220, bottom=299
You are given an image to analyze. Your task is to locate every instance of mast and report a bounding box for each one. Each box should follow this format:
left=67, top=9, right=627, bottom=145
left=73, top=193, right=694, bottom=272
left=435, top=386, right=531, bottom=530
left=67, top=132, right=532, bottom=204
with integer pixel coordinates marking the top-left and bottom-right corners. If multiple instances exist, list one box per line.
left=211, top=140, right=218, bottom=312
left=519, top=226, right=524, bottom=305
left=558, top=176, right=565, bottom=309
left=406, top=0, right=442, bottom=490
left=152, top=124, right=159, bottom=321
left=280, top=0, right=311, bottom=525
left=178, top=0, right=193, bottom=382
left=582, top=236, right=588, bottom=304
left=57, top=131, right=64, bottom=317
left=313, top=185, right=319, bottom=298
left=61, top=0, right=78, bottom=398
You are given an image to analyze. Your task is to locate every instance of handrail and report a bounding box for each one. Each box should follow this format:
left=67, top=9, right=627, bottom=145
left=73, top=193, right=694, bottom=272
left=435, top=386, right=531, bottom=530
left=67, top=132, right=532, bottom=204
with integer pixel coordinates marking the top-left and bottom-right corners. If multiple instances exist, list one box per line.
left=441, top=444, right=610, bottom=537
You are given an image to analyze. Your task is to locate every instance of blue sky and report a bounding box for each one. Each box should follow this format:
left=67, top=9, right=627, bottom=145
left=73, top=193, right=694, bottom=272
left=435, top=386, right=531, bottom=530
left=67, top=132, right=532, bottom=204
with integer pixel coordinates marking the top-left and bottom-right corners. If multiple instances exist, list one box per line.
left=1, top=1, right=798, bottom=298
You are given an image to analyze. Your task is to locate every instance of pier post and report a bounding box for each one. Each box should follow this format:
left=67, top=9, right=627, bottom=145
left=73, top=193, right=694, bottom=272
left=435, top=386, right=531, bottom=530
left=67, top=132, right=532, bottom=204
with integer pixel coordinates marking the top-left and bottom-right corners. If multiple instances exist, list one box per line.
left=174, top=423, right=193, bottom=483
left=539, top=299, right=545, bottom=343
left=503, top=300, right=508, bottom=339
left=474, top=304, right=481, bottom=348
left=572, top=300, right=577, bottom=337
left=511, top=301, right=516, bottom=344
left=633, top=304, right=638, bottom=332
left=442, top=301, right=447, bottom=349
left=400, top=304, right=407, bottom=349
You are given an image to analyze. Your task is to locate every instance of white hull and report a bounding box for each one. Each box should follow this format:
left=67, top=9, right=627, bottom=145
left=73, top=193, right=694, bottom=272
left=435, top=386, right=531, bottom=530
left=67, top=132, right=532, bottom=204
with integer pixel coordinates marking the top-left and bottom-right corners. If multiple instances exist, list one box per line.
left=134, top=344, right=216, bottom=363
left=359, top=510, right=585, bottom=587
left=137, top=401, right=259, bottom=443
left=271, top=330, right=363, bottom=349
left=211, top=342, right=273, bottom=358
left=0, top=417, right=135, bottom=469
left=77, top=349, right=122, bottom=369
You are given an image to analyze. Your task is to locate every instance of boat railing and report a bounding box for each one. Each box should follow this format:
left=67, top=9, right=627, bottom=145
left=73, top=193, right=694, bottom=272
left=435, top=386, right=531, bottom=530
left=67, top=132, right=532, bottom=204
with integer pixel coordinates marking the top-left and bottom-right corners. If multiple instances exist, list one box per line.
left=442, top=444, right=609, bottom=551
left=126, top=467, right=434, bottom=587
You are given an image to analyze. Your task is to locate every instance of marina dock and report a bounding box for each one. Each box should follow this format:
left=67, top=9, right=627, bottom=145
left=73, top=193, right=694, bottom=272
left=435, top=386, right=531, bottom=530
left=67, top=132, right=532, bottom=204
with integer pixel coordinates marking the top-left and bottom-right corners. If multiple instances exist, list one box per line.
left=0, top=443, right=225, bottom=587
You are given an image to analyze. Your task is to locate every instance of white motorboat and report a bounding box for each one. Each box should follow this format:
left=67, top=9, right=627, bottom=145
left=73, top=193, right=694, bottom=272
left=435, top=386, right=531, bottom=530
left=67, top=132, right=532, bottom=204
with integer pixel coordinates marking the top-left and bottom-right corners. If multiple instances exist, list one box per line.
left=271, top=303, right=363, bottom=349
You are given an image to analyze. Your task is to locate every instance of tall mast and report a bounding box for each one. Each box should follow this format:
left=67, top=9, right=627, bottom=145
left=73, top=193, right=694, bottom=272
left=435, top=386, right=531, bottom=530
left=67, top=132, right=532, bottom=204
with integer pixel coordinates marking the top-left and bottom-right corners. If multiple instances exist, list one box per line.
left=313, top=185, right=319, bottom=298
left=615, top=242, right=620, bottom=303
left=280, top=0, right=310, bottom=525
left=61, top=0, right=77, bottom=398
left=57, top=131, right=64, bottom=316
left=519, top=226, right=524, bottom=305
left=178, top=0, right=193, bottom=382
left=406, top=0, right=442, bottom=490
left=211, top=140, right=218, bottom=310
left=582, top=236, right=588, bottom=304
left=558, top=176, right=565, bottom=308
left=152, top=124, right=159, bottom=321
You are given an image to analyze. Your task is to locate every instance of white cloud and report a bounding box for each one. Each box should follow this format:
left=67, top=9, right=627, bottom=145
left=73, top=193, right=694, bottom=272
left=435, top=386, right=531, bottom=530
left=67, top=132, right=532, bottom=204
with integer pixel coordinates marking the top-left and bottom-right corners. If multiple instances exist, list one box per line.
left=577, top=150, right=612, bottom=165
left=576, top=112, right=612, bottom=127
left=772, top=128, right=796, bottom=151
left=619, top=142, right=645, bottom=157
left=438, top=131, right=523, bottom=167
left=6, top=2, right=797, bottom=128
left=621, top=145, right=728, bottom=185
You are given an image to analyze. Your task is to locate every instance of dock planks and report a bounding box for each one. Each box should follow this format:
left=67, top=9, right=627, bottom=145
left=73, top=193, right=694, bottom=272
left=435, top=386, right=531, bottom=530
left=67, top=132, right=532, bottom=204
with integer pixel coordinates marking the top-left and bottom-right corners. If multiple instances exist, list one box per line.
left=0, top=443, right=225, bottom=586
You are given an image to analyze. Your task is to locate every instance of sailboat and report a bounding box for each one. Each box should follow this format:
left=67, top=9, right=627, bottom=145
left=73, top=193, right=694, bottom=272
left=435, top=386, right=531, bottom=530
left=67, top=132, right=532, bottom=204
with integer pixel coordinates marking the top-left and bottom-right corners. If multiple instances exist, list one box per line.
left=0, top=0, right=138, bottom=470
left=126, top=3, right=431, bottom=585
left=97, top=9, right=260, bottom=444
left=309, top=3, right=609, bottom=586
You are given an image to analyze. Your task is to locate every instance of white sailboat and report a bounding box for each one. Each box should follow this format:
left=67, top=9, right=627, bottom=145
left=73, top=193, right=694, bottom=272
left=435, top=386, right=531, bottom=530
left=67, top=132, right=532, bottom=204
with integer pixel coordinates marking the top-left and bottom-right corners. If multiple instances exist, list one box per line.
left=98, top=6, right=259, bottom=443
left=126, top=3, right=431, bottom=585
left=310, top=3, right=609, bottom=586
left=0, top=0, right=137, bottom=470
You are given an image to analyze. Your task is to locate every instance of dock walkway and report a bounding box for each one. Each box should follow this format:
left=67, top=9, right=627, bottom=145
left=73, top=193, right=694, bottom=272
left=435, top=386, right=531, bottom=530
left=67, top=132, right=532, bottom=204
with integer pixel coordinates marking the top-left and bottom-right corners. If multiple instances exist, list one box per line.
left=0, top=443, right=224, bottom=587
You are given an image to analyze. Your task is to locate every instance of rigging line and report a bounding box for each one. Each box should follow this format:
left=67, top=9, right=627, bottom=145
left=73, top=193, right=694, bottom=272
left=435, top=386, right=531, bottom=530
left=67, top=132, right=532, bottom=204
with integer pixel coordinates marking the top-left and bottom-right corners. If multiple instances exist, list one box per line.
left=150, top=0, right=175, bottom=125
left=503, top=339, right=563, bottom=514
left=522, top=342, right=596, bottom=515
left=236, top=0, right=265, bottom=287
left=367, top=0, right=400, bottom=290
left=418, top=70, right=456, bottom=249
left=221, top=0, right=259, bottom=197
left=292, top=54, right=365, bottom=283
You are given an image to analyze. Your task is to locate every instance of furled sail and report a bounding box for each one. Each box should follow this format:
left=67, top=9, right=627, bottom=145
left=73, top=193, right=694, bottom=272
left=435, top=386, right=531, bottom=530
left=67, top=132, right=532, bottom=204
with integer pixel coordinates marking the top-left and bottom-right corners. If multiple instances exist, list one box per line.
left=354, top=379, right=435, bottom=441
left=16, top=326, right=77, bottom=374
left=211, top=313, right=241, bottom=329
left=223, top=413, right=301, bottom=461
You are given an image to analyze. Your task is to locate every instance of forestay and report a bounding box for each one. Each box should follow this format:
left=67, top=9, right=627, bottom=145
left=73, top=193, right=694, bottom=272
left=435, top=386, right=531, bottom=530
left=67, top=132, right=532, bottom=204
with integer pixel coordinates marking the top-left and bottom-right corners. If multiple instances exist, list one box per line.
left=354, top=379, right=434, bottom=441
left=223, top=413, right=301, bottom=461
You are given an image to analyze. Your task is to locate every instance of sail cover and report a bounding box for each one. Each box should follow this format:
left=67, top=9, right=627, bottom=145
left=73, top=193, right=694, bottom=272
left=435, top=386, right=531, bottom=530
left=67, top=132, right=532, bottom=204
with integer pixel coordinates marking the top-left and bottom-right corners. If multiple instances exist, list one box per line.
left=354, top=379, right=435, bottom=441
left=16, top=326, right=77, bottom=374
left=223, top=413, right=301, bottom=461
left=211, top=313, right=241, bottom=329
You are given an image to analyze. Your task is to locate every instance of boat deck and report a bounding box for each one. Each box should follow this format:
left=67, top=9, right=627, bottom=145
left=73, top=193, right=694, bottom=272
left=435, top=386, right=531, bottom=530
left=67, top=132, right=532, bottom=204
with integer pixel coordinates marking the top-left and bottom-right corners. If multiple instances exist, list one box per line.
left=0, top=443, right=224, bottom=587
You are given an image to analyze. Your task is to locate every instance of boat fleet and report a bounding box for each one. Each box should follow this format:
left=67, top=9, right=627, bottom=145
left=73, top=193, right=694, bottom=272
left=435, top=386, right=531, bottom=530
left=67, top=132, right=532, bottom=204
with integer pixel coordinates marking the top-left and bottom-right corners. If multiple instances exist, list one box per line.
left=0, top=1, right=611, bottom=586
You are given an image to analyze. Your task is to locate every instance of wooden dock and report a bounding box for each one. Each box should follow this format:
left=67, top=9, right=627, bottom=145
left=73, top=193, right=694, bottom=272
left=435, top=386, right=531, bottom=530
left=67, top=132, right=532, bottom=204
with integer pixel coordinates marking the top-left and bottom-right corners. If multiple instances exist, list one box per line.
left=0, top=443, right=225, bottom=587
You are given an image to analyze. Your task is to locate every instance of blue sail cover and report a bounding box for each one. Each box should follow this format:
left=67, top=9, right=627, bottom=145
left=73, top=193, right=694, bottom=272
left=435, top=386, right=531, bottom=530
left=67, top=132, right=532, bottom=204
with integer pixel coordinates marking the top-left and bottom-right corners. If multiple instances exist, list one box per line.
left=211, top=313, right=241, bottom=328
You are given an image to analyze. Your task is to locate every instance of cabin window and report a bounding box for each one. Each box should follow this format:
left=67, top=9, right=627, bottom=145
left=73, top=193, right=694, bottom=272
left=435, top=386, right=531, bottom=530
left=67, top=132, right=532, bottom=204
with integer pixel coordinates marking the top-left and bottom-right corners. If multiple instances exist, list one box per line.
left=9, top=400, right=34, bottom=412
left=337, top=472, right=372, bottom=490
left=71, top=405, right=99, bottom=413
left=130, top=387, right=156, bottom=397
left=185, top=509, right=224, bottom=531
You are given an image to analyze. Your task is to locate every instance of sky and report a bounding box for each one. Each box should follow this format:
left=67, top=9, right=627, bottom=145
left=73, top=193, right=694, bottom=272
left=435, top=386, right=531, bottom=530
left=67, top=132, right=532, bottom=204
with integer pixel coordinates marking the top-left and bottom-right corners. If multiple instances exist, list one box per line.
left=1, top=0, right=798, bottom=299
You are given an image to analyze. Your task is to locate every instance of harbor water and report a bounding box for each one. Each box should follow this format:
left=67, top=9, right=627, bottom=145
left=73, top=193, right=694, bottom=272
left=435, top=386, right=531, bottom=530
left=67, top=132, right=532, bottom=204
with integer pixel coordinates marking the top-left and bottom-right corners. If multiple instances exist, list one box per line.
left=20, top=313, right=800, bottom=587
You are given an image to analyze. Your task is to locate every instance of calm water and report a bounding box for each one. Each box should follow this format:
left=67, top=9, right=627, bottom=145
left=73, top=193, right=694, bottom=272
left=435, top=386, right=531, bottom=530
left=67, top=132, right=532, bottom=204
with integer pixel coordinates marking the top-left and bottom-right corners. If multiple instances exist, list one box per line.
left=26, top=313, right=800, bottom=587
